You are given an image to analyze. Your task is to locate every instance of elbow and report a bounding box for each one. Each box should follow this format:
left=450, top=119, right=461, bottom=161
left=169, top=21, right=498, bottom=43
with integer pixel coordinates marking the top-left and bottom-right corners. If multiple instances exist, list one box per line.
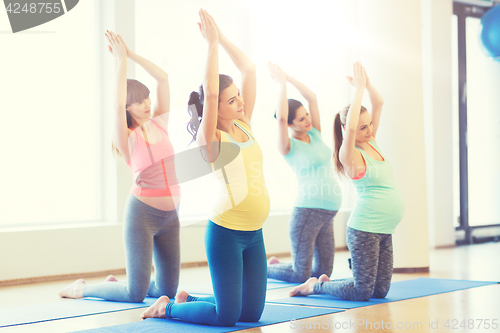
left=277, top=117, right=288, bottom=126
left=203, top=84, right=219, bottom=98
left=115, top=104, right=126, bottom=112
left=242, top=63, right=256, bottom=75
left=157, top=72, right=168, bottom=82
left=346, top=126, right=356, bottom=133
left=306, top=93, right=317, bottom=102
left=204, top=92, right=219, bottom=101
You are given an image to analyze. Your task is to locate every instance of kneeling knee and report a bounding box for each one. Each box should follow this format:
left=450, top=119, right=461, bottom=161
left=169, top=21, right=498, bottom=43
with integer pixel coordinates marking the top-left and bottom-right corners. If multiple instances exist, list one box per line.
left=217, top=312, right=240, bottom=327
left=372, top=288, right=389, bottom=299
left=239, top=310, right=263, bottom=323
left=128, top=294, right=146, bottom=303
left=218, top=316, right=239, bottom=327
left=293, top=271, right=312, bottom=284
left=353, top=289, right=373, bottom=302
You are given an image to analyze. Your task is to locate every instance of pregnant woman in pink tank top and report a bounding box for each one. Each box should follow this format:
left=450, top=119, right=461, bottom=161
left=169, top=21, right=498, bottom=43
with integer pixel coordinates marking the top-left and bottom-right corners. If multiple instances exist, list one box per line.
left=58, top=31, right=181, bottom=302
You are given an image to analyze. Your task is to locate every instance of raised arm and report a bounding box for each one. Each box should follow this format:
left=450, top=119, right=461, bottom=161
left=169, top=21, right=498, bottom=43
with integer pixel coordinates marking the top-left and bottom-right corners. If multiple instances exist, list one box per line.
left=106, top=31, right=130, bottom=162
left=268, top=62, right=291, bottom=156
left=196, top=10, right=221, bottom=162
left=339, top=62, right=366, bottom=176
left=118, top=35, right=170, bottom=122
left=209, top=14, right=256, bottom=124
left=285, top=74, right=321, bottom=132
left=364, top=69, right=383, bottom=138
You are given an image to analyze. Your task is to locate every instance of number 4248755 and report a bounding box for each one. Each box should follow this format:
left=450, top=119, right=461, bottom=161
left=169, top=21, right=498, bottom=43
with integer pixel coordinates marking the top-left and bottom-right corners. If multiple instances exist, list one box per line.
left=444, top=319, right=498, bottom=330
left=6, top=3, right=62, bottom=14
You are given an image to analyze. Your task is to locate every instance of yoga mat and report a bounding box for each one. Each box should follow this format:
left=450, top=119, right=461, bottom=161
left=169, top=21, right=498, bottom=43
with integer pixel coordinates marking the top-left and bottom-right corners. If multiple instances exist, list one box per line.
left=182, top=278, right=298, bottom=295
left=74, top=303, right=344, bottom=333
left=267, top=278, right=499, bottom=309
left=0, top=297, right=158, bottom=328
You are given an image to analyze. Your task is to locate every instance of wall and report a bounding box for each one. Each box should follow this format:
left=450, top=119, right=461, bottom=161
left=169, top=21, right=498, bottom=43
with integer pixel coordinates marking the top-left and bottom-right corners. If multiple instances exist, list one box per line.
left=421, top=0, right=456, bottom=248
left=356, top=0, right=430, bottom=269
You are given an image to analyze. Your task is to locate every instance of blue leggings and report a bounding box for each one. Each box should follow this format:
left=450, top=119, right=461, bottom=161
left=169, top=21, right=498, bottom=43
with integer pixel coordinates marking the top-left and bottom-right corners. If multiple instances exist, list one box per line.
left=166, top=221, right=267, bottom=327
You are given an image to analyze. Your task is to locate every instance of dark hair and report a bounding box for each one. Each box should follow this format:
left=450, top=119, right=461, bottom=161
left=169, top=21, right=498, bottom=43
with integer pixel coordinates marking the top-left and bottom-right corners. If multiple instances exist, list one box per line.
left=187, top=74, right=233, bottom=144
left=274, top=99, right=303, bottom=125
left=333, top=104, right=368, bottom=177
left=112, top=79, right=150, bottom=159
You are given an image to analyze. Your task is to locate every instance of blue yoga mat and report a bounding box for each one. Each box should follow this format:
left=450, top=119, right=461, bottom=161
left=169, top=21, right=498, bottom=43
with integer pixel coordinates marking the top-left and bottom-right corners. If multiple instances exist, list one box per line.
left=183, top=278, right=298, bottom=295
left=267, top=278, right=499, bottom=309
left=0, top=297, right=158, bottom=328
left=74, top=303, right=344, bottom=333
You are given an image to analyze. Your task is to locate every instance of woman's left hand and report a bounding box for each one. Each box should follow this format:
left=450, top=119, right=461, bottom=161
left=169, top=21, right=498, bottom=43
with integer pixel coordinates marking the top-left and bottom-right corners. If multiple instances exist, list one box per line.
left=117, top=35, right=134, bottom=58
left=267, top=62, right=287, bottom=84
left=105, top=30, right=127, bottom=60
left=347, top=66, right=371, bottom=88
left=206, top=12, right=227, bottom=43
left=197, top=9, right=219, bottom=45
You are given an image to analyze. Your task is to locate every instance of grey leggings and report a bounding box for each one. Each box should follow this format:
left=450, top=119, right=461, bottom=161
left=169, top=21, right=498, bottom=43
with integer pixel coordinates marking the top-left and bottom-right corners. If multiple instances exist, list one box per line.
left=313, top=226, right=393, bottom=301
left=83, top=194, right=180, bottom=302
left=267, top=207, right=337, bottom=283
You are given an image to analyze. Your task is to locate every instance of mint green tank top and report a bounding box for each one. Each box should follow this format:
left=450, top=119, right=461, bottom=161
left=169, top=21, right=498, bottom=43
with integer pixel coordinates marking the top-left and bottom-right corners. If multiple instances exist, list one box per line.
left=347, top=140, right=405, bottom=234
left=284, top=127, right=342, bottom=211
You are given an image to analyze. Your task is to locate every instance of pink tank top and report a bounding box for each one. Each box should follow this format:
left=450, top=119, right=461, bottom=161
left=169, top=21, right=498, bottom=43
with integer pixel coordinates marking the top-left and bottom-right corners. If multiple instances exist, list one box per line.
left=126, top=119, right=180, bottom=197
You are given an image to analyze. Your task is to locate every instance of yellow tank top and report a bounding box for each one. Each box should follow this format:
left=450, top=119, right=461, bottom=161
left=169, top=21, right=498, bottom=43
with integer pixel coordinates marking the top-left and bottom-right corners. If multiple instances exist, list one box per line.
left=210, top=120, right=270, bottom=231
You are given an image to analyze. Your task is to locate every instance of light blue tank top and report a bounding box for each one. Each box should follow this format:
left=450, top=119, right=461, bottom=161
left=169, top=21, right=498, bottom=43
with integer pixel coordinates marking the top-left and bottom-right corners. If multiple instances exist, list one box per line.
left=283, top=127, right=342, bottom=211
left=348, top=140, right=405, bottom=234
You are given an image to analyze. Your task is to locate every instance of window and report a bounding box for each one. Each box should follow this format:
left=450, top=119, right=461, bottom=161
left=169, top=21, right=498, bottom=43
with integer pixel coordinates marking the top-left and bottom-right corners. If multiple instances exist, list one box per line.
left=0, top=0, right=99, bottom=227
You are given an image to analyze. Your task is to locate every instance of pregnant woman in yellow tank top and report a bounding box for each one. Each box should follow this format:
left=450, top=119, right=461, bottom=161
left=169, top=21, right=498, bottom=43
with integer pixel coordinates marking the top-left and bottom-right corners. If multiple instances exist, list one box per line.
left=141, top=9, right=270, bottom=326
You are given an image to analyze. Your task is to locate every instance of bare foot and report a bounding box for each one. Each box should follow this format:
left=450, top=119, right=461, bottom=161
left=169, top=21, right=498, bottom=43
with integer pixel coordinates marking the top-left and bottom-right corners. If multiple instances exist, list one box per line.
left=319, top=274, right=331, bottom=283
left=267, top=256, right=280, bottom=265
left=174, top=290, right=189, bottom=304
left=105, top=275, right=118, bottom=282
left=141, top=296, right=170, bottom=319
left=289, top=277, right=318, bottom=297
left=58, top=279, right=86, bottom=298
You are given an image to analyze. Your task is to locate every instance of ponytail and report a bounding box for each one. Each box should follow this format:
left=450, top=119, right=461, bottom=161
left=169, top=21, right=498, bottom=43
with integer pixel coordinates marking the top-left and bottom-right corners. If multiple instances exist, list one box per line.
left=187, top=87, right=204, bottom=144
left=333, top=112, right=346, bottom=177
left=186, top=74, right=234, bottom=144
left=333, top=104, right=368, bottom=177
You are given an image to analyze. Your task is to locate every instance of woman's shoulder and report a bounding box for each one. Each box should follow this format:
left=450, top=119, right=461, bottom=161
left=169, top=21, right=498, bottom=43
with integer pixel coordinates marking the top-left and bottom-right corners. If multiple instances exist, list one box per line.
left=308, top=127, right=322, bottom=139
left=234, top=119, right=252, bottom=134
left=369, top=139, right=379, bottom=148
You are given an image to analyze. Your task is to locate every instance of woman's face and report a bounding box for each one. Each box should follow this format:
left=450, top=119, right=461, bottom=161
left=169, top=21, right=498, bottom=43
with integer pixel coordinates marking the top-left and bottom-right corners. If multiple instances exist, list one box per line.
left=355, top=110, right=373, bottom=143
left=126, top=97, right=151, bottom=124
left=218, top=83, right=244, bottom=120
left=290, top=106, right=312, bottom=132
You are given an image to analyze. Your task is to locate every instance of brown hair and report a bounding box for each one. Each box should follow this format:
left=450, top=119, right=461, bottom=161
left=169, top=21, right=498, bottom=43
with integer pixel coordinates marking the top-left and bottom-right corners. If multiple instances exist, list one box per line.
left=273, top=99, right=303, bottom=124
left=187, top=74, right=234, bottom=144
left=333, top=104, right=368, bottom=177
left=112, top=79, right=150, bottom=159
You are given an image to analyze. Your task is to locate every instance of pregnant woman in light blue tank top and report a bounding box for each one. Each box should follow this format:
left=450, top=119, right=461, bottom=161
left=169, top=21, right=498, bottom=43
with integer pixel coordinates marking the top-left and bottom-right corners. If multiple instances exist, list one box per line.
left=290, top=62, right=404, bottom=301
left=266, top=63, right=342, bottom=283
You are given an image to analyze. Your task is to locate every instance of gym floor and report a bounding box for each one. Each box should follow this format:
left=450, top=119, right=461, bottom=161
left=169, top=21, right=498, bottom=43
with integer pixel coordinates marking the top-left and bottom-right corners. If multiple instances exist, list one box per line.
left=0, top=242, right=499, bottom=333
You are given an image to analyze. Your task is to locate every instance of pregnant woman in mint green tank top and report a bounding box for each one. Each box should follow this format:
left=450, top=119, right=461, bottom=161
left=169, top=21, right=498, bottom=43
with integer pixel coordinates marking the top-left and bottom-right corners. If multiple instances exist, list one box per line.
left=290, top=62, right=404, bottom=301
left=266, top=63, right=342, bottom=283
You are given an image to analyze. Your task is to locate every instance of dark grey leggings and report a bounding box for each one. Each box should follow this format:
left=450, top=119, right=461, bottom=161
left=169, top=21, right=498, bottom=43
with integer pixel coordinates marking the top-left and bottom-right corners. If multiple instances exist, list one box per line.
left=313, top=226, right=393, bottom=301
left=83, top=194, right=180, bottom=302
left=267, top=207, right=337, bottom=283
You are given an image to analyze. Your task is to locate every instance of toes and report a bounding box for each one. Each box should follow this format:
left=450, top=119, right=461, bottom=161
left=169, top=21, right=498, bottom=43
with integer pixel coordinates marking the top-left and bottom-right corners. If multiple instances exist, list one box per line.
left=105, top=275, right=118, bottom=282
